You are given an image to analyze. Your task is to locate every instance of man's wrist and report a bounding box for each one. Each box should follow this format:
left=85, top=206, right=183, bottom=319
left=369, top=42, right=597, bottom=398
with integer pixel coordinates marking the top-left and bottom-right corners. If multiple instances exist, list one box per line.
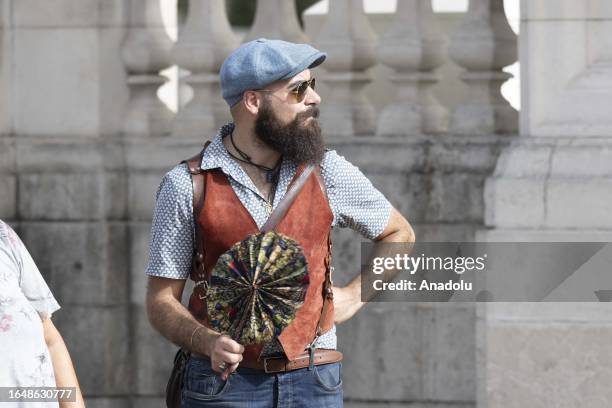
left=192, top=326, right=220, bottom=356
left=189, top=325, right=204, bottom=352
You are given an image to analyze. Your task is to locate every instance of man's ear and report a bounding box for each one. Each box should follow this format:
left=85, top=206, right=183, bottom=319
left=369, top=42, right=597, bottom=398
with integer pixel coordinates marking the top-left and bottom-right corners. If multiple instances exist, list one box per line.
left=242, top=91, right=261, bottom=115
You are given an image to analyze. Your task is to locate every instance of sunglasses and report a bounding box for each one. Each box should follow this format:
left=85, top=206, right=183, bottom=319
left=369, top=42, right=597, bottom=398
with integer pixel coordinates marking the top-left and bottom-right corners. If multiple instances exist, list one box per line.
left=289, top=77, right=316, bottom=103
left=256, top=77, right=316, bottom=103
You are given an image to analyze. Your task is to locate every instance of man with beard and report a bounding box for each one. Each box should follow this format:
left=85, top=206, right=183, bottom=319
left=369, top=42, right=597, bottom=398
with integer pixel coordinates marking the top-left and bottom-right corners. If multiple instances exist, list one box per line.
left=145, top=39, right=414, bottom=407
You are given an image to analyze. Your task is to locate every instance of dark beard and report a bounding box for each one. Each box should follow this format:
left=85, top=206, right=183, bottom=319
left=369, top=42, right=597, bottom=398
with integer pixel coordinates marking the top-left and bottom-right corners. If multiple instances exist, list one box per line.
left=254, top=101, right=325, bottom=165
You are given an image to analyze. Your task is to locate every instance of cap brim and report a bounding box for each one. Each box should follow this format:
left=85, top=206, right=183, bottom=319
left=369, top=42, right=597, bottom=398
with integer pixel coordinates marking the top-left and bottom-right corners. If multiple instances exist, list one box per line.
left=280, top=51, right=327, bottom=81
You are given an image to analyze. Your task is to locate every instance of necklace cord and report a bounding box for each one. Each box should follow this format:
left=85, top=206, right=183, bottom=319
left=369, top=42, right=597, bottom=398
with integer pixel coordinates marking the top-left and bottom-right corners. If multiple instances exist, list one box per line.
left=227, top=132, right=282, bottom=200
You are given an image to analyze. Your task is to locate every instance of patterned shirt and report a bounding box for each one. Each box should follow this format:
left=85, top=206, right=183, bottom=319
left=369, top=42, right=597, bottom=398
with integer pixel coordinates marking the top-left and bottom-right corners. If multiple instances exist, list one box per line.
left=0, top=220, right=61, bottom=407
left=146, top=123, right=392, bottom=350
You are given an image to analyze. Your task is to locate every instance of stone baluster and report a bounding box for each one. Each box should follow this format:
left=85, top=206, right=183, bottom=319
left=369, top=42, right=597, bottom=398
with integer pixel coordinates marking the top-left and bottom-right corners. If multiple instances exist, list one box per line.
left=244, top=0, right=308, bottom=43
left=121, top=0, right=174, bottom=137
left=449, top=0, right=517, bottom=134
left=377, top=0, right=448, bottom=137
left=173, top=0, right=238, bottom=137
left=313, top=0, right=378, bottom=138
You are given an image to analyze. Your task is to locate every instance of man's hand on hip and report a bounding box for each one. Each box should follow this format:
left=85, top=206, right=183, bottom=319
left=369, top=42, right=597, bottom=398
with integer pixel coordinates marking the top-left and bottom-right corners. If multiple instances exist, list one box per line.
left=332, top=284, right=364, bottom=324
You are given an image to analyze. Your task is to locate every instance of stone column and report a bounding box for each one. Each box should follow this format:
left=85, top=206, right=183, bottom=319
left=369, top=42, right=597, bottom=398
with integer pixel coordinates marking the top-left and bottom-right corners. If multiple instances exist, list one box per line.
left=244, top=0, right=308, bottom=43
left=121, top=0, right=174, bottom=137
left=520, top=0, right=612, bottom=137
left=484, top=0, right=612, bottom=234
left=449, top=0, right=517, bottom=134
left=173, top=0, right=238, bottom=137
left=313, top=0, right=378, bottom=138
left=480, top=1, right=612, bottom=406
left=377, top=0, right=448, bottom=137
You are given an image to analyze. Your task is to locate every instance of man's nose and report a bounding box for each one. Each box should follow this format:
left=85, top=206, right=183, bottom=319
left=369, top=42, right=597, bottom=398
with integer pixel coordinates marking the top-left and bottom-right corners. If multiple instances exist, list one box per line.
left=304, top=87, right=321, bottom=106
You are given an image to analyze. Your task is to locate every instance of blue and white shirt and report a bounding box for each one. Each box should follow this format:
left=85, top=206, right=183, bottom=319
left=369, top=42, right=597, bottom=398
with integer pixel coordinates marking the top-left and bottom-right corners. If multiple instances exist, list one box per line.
left=146, top=123, right=392, bottom=349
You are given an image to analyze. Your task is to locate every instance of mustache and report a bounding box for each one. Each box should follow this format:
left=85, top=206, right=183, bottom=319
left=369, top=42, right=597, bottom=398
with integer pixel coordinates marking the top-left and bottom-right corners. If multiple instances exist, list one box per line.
left=296, top=107, right=320, bottom=121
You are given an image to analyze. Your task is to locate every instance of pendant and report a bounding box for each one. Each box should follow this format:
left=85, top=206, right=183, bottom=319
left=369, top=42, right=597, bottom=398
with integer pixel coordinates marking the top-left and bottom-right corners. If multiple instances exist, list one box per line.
left=264, top=201, right=273, bottom=215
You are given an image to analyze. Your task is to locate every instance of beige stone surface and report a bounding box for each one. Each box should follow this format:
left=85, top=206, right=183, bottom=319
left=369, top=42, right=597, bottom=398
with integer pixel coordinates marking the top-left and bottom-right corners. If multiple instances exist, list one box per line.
left=19, top=173, right=104, bottom=220
left=485, top=323, right=612, bottom=408
left=492, top=143, right=552, bottom=178
left=551, top=145, right=612, bottom=177
left=12, top=0, right=125, bottom=28
left=339, top=303, right=475, bottom=403
left=53, top=305, right=131, bottom=395
left=131, top=398, right=165, bottom=408
left=13, top=27, right=127, bottom=136
left=546, top=179, right=612, bottom=228
left=19, top=222, right=129, bottom=305
left=85, top=398, right=131, bottom=408
left=346, top=402, right=473, bottom=408
left=0, top=174, right=16, bottom=219
left=130, top=222, right=152, bottom=305
left=128, top=172, right=165, bottom=220
left=477, top=229, right=612, bottom=243
left=0, top=6, right=12, bottom=134
left=522, top=0, right=612, bottom=21
left=520, top=4, right=612, bottom=138
left=484, top=177, right=546, bottom=228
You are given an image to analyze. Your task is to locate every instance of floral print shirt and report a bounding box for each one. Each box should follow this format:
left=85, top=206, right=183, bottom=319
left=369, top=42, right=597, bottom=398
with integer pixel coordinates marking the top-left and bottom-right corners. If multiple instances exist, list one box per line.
left=0, top=220, right=60, bottom=407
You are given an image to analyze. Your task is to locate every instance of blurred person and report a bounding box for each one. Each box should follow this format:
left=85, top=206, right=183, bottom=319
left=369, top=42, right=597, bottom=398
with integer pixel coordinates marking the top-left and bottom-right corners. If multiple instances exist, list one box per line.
left=146, top=38, right=415, bottom=407
left=0, top=220, right=85, bottom=408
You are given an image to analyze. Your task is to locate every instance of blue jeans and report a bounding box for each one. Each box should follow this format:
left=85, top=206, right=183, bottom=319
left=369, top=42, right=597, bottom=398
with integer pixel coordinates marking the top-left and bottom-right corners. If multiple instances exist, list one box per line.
left=181, top=355, right=343, bottom=408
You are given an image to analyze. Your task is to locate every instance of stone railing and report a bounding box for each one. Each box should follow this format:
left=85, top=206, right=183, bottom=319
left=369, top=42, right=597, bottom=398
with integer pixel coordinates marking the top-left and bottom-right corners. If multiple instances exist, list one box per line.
left=123, top=0, right=517, bottom=140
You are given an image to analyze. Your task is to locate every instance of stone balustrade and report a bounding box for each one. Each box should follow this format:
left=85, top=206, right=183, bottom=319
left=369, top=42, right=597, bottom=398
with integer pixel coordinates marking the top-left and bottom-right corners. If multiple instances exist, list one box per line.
left=117, top=0, right=518, bottom=140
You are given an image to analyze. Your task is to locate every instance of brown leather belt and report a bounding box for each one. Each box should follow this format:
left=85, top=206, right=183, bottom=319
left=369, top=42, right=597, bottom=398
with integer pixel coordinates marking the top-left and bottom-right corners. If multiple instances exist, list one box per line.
left=240, top=349, right=343, bottom=374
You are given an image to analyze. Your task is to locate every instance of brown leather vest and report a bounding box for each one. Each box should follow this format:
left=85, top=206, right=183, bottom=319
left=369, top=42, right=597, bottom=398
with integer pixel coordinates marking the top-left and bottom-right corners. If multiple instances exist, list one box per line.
left=187, top=166, right=335, bottom=361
